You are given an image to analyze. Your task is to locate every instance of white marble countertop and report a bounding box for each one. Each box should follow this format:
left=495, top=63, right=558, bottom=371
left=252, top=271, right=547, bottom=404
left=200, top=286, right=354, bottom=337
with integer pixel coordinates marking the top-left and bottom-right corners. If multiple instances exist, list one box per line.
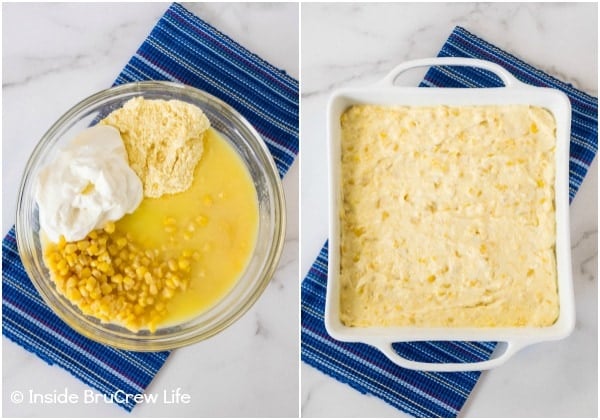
left=300, top=3, right=597, bottom=418
left=2, top=3, right=299, bottom=417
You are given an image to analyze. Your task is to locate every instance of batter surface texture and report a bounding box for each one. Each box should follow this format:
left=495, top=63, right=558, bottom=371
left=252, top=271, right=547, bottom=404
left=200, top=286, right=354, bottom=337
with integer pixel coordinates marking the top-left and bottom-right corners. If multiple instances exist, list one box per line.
left=339, top=104, right=558, bottom=328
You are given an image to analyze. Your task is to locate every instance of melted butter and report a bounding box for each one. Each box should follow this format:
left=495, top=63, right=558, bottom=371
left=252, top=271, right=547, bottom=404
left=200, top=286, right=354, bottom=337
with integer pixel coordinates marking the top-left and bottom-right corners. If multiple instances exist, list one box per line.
left=115, top=128, right=259, bottom=326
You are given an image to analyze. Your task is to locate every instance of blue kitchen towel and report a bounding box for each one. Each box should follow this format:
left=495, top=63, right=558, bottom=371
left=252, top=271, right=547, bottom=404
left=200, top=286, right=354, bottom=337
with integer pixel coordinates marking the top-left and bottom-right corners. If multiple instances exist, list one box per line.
left=3, top=2, right=298, bottom=413
left=301, top=26, right=597, bottom=417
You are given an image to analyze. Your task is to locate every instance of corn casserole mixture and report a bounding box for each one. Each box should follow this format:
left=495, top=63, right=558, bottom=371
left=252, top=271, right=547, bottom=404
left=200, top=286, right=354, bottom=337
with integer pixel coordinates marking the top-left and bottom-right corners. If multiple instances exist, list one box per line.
left=339, top=104, right=558, bottom=328
left=40, top=98, right=258, bottom=332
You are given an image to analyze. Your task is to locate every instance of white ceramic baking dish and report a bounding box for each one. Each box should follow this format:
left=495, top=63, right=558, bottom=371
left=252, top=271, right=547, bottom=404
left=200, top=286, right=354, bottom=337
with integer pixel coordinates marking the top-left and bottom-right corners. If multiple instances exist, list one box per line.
left=325, top=57, right=575, bottom=372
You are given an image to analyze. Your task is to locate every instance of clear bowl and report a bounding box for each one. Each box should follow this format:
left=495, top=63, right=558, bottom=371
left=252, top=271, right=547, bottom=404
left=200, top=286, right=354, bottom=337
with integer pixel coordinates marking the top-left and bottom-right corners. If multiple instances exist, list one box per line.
left=16, top=81, right=286, bottom=351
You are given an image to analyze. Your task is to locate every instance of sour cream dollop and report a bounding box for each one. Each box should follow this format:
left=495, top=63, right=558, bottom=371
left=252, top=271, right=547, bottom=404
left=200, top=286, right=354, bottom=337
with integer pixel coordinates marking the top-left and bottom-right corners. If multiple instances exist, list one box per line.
left=35, top=125, right=143, bottom=242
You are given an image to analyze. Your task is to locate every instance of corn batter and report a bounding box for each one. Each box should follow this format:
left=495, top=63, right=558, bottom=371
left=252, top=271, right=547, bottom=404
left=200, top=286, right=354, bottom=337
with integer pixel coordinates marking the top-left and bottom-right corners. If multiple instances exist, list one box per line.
left=339, top=104, right=558, bottom=328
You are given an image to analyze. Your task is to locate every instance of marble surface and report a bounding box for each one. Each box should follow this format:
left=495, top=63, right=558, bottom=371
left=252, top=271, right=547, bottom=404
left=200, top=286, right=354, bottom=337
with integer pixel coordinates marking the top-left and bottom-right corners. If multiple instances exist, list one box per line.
left=2, top=2, right=299, bottom=417
left=300, top=2, right=598, bottom=418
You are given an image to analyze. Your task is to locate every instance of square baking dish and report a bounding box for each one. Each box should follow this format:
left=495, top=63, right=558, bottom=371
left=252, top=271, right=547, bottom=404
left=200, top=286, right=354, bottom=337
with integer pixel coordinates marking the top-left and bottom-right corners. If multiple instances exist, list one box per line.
left=325, top=57, right=575, bottom=371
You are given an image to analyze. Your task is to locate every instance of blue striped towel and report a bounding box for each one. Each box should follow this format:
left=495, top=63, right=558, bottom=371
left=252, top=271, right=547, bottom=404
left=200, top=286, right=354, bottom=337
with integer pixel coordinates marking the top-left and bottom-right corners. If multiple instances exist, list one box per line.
left=3, top=2, right=298, bottom=412
left=301, top=26, right=597, bottom=418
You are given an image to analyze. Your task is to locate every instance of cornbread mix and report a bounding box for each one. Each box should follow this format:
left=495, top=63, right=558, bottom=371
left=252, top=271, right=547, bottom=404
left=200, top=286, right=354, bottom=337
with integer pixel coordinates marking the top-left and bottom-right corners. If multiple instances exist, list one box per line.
left=339, top=104, right=558, bottom=328
left=100, top=97, right=211, bottom=198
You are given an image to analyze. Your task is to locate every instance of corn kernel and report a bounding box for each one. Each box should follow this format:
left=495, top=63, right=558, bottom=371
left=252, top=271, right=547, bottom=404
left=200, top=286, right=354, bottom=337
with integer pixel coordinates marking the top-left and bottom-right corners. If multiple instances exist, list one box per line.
left=353, top=226, right=366, bottom=237
left=178, top=258, right=190, bottom=271
left=153, top=265, right=165, bottom=278
left=167, top=259, right=178, bottom=272
left=116, top=237, right=127, bottom=249
left=88, top=243, right=99, bottom=255
left=97, top=261, right=110, bottom=273
left=144, top=272, right=153, bottom=284
left=65, top=244, right=78, bottom=254
left=108, top=244, right=119, bottom=256
left=203, top=195, right=214, bottom=206
left=103, top=222, right=116, bottom=234
left=149, top=284, right=158, bottom=296
left=170, top=275, right=181, bottom=287
left=163, top=216, right=177, bottom=226
left=530, top=122, right=538, bottom=133
left=67, top=288, right=82, bottom=301
left=135, top=266, right=147, bottom=279
left=195, top=215, right=208, bottom=226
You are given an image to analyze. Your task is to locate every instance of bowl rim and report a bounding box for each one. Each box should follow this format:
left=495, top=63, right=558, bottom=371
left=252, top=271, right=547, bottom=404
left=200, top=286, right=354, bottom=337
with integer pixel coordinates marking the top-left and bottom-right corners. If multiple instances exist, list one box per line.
left=16, top=80, right=287, bottom=351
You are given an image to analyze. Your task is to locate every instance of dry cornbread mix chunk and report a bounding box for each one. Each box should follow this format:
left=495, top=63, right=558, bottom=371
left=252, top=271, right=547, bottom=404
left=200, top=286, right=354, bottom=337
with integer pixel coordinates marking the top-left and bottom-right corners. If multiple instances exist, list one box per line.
left=339, top=104, right=558, bottom=328
left=100, top=97, right=211, bottom=198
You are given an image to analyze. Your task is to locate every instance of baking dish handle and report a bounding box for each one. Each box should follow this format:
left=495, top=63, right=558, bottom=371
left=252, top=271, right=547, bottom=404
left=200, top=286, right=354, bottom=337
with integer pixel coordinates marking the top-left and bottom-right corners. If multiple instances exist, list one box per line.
left=377, top=57, right=523, bottom=88
left=374, top=340, right=529, bottom=372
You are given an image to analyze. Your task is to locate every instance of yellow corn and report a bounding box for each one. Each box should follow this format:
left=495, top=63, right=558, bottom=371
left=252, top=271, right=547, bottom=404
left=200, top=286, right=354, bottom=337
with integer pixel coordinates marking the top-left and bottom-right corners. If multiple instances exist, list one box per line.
left=43, top=226, right=193, bottom=333
left=530, top=122, right=538, bottom=134
left=103, top=222, right=116, bottom=234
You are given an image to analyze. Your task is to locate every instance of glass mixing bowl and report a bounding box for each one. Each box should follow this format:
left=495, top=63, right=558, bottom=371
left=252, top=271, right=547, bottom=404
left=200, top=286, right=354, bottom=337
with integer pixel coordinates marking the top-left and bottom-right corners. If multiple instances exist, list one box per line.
left=16, top=81, right=286, bottom=351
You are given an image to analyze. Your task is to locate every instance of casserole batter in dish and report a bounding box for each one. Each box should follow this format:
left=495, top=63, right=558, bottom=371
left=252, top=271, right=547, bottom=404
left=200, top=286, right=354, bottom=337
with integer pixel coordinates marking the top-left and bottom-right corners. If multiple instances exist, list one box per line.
left=339, top=104, right=558, bottom=328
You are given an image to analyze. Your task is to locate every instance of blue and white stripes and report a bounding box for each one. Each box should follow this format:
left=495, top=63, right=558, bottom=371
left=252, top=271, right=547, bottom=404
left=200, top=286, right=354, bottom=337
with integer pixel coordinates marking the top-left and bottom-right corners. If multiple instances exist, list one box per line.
left=301, top=26, right=597, bottom=418
left=3, top=2, right=298, bottom=412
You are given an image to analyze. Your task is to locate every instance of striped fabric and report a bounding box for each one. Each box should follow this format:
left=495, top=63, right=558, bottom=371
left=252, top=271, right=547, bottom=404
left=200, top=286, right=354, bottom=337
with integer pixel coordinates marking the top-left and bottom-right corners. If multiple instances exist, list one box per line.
left=3, top=2, right=298, bottom=412
left=301, top=26, right=597, bottom=417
